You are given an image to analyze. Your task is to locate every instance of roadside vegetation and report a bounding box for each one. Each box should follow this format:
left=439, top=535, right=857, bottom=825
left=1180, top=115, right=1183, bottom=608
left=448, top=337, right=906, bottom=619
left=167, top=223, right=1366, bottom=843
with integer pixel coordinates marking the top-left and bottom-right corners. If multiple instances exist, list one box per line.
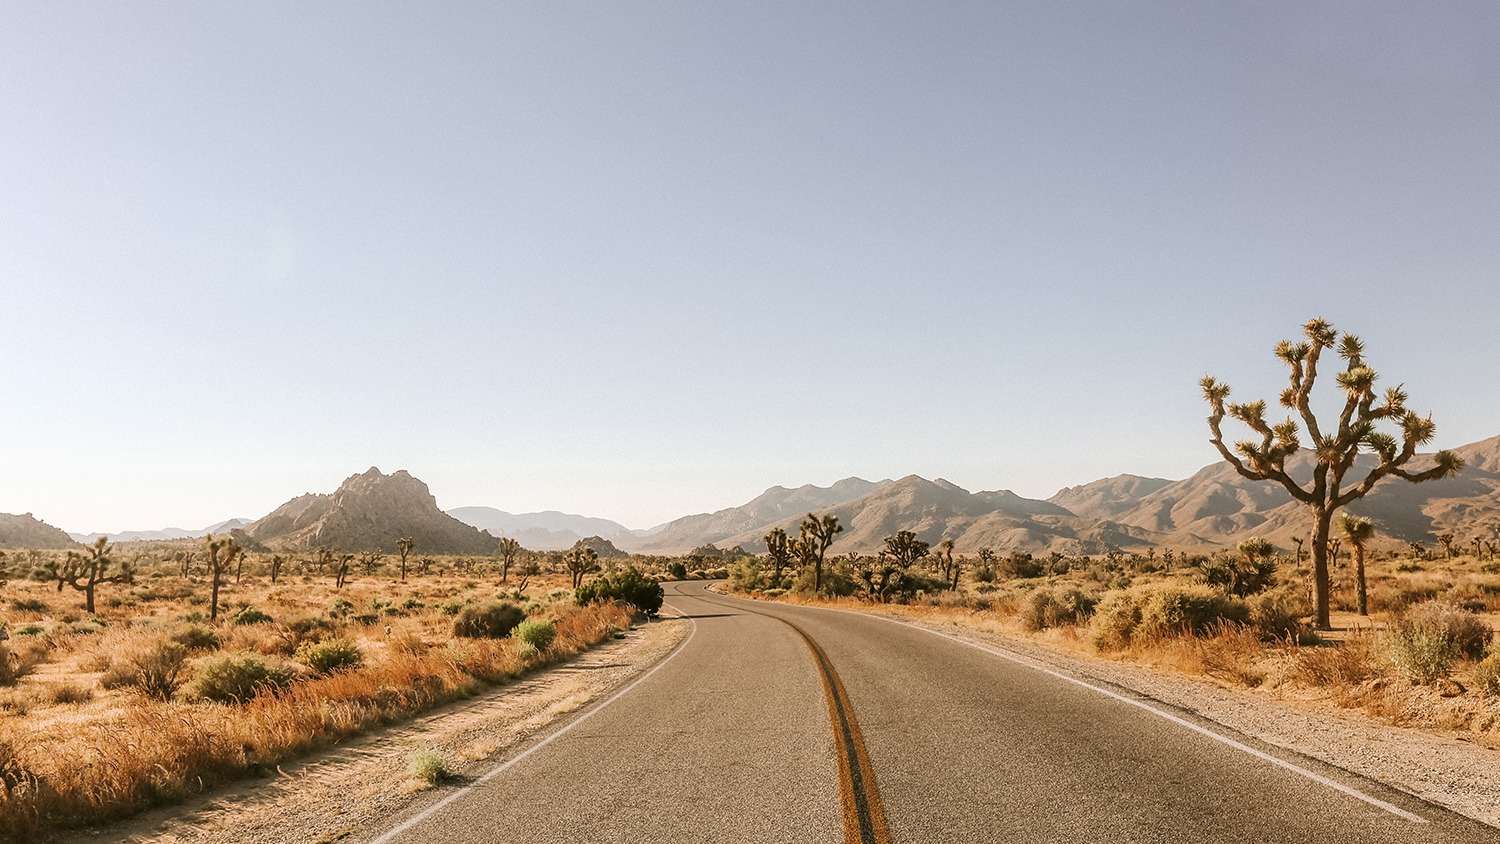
left=0, top=536, right=667, bottom=843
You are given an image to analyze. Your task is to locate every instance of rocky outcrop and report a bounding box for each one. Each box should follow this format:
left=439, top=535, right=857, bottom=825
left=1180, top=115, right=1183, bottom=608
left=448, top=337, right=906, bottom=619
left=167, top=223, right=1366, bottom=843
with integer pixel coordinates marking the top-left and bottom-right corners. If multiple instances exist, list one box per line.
left=244, top=468, right=496, bottom=554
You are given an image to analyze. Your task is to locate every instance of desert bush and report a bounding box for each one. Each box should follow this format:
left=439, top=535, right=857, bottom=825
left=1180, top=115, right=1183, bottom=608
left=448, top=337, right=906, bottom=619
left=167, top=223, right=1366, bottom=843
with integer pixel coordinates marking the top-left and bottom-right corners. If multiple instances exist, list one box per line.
left=233, top=606, right=274, bottom=625
left=1019, top=588, right=1095, bottom=632
left=1474, top=652, right=1500, bottom=697
left=727, top=558, right=765, bottom=593
left=1398, top=600, right=1491, bottom=659
left=102, top=640, right=190, bottom=701
left=9, top=598, right=48, bottom=613
left=971, top=563, right=996, bottom=583
left=408, top=747, right=451, bottom=784
left=190, top=652, right=296, bottom=702
left=0, top=639, right=50, bottom=686
left=576, top=567, right=664, bottom=615
left=453, top=602, right=526, bottom=639
left=512, top=619, right=556, bottom=653
left=295, top=638, right=363, bottom=676
left=1000, top=552, right=1044, bottom=579
left=1290, top=636, right=1379, bottom=687
left=1092, top=585, right=1248, bottom=650
left=1247, top=588, right=1312, bottom=640
left=666, top=561, right=688, bottom=580
left=48, top=681, right=93, bottom=705
left=170, top=622, right=221, bottom=652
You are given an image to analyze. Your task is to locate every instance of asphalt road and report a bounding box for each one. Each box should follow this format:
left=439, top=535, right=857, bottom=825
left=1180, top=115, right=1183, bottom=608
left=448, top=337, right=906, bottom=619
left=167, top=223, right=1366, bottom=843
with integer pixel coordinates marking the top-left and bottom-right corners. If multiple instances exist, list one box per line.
left=371, top=581, right=1500, bottom=843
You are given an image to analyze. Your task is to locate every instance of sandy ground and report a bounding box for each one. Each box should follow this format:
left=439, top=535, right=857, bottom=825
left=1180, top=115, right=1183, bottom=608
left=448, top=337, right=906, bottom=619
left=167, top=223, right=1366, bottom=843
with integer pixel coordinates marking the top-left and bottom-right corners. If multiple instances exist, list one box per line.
left=55, top=616, right=689, bottom=844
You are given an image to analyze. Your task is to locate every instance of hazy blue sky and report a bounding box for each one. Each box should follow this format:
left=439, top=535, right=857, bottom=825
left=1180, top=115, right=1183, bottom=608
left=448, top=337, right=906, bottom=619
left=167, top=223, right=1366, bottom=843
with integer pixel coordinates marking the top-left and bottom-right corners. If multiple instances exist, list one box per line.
left=2, top=2, right=1497, bottom=533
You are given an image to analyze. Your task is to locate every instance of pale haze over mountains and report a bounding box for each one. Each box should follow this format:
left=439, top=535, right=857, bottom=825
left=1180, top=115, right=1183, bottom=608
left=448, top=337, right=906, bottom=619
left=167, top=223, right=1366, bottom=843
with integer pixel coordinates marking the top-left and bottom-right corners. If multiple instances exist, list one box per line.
left=11, top=435, right=1497, bottom=556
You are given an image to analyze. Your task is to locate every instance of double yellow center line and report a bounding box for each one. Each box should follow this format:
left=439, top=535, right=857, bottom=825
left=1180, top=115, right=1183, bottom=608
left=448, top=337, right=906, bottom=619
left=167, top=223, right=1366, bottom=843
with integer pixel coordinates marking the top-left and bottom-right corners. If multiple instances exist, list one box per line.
left=694, top=590, right=892, bottom=844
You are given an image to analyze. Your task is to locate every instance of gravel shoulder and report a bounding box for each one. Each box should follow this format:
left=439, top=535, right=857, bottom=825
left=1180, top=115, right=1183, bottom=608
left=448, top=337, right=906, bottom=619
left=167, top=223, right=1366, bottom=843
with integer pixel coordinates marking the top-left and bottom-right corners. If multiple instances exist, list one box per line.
left=57, top=616, right=689, bottom=844
left=783, top=598, right=1500, bottom=829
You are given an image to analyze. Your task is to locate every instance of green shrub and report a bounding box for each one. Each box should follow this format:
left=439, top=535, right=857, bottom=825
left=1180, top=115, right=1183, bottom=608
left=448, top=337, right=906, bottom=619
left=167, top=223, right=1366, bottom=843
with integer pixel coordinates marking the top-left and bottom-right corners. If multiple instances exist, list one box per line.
left=170, top=623, right=220, bottom=652
left=666, top=561, right=688, bottom=580
left=1387, top=601, right=1492, bottom=683
left=190, top=652, right=295, bottom=702
left=327, top=598, right=356, bottom=619
left=102, top=640, right=189, bottom=700
left=1475, top=652, right=1500, bottom=696
left=453, top=602, right=526, bottom=639
left=512, top=619, right=556, bottom=652
left=9, top=598, right=48, bottom=613
left=12, top=625, right=44, bottom=637
left=439, top=600, right=466, bottom=616
left=1019, top=588, right=1095, bottom=632
left=233, top=606, right=274, bottom=626
left=295, top=638, right=364, bottom=675
left=1196, top=552, right=1277, bottom=597
left=576, top=567, right=664, bottom=615
left=408, top=748, right=451, bottom=784
left=727, top=558, right=764, bottom=593
left=1398, top=601, right=1491, bottom=660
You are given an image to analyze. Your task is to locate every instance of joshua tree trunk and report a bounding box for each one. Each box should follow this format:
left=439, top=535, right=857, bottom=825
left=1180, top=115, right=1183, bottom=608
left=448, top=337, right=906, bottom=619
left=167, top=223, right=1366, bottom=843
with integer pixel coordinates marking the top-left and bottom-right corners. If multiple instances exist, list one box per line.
left=1311, top=512, right=1332, bottom=627
left=1355, top=544, right=1368, bottom=616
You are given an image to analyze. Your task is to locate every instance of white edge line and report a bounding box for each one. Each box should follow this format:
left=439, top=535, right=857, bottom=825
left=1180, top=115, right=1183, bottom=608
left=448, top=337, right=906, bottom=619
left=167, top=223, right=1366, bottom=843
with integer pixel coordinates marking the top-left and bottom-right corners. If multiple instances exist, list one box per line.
left=747, top=593, right=1429, bottom=825
left=369, top=610, right=699, bottom=844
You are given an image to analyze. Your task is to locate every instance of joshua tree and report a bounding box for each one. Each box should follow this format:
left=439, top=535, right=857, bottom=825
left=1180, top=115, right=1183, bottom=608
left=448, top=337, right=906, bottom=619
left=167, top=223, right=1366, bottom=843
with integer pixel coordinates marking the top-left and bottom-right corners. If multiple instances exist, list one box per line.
left=763, top=527, right=795, bottom=587
left=1472, top=536, right=1483, bottom=561
left=396, top=537, right=414, bottom=582
left=1328, top=538, right=1342, bottom=568
left=334, top=554, right=354, bottom=589
left=1436, top=532, right=1457, bottom=560
left=269, top=554, right=285, bottom=585
left=358, top=550, right=384, bottom=575
left=51, top=537, right=132, bottom=614
left=495, top=537, right=521, bottom=584
left=564, top=546, right=599, bottom=589
left=798, top=513, right=843, bottom=593
left=1407, top=540, right=1427, bottom=562
left=1338, top=514, right=1376, bottom=615
left=1290, top=537, right=1306, bottom=569
left=934, top=539, right=956, bottom=584
left=203, top=534, right=242, bottom=622
left=417, top=556, right=436, bottom=576
left=1202, top=318, right=1462, bottom=628
left=855, top=554, right=904, bottom=603
left=883, top=531, right=931, bottom=569
left=314, top=547, right=335, bottom=574
left=514, top=558, right=541, bottom=593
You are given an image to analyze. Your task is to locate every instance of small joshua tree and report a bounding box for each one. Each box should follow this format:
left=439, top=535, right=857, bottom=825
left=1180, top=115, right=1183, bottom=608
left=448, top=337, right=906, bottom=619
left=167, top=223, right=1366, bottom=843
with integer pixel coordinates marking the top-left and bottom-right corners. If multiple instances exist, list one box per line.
left=1436, top=532, right=1457, bottom=560
left=269, top=554, right=285, bottom=585
left=396, top=537, right=414, bottom=582
left=797, top=513, right=843, bottom=594
left=203, top=534, right=242, bottom=622
left=883, top=531, right=930, bottom=569
left=1202, top=318, right=1462, bottom=629
left=334, top=554, right=353, bottom=589
left=52, top=537, right=132, bottom=614
left=934, top=539, right=956, bottom=587
left=564, top=545, right=599, bottom=589
left=1338, top=514, right=1376, bottom=616
left=763, top=527, right=795, bottom=587
left=495, top=537, right=520, bottom=584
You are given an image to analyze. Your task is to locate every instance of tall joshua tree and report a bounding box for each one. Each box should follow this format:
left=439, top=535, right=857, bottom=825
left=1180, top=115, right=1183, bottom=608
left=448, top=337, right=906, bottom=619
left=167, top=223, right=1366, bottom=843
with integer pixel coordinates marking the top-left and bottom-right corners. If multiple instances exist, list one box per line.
left=1338, top=514, right=1376, bottom=616
left=798, top=513, right=843, bottom=594
left=564, top=545, right=599, bottom=589
left=1202, top=318, right=1462, bottom=629
left=883, top=531, right=930, bottom=569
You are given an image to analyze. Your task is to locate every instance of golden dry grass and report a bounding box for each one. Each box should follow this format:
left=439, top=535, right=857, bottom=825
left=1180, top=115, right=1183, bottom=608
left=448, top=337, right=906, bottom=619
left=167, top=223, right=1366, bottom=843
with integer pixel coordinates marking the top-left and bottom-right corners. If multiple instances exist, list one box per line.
left=0, top=561, right=635, bottom=843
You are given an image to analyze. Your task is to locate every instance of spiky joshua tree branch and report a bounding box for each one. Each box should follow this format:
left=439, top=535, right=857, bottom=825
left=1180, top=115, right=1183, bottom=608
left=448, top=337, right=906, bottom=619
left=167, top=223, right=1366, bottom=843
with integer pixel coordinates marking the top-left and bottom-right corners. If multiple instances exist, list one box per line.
left=1201, top=317, right=1462, bottom=629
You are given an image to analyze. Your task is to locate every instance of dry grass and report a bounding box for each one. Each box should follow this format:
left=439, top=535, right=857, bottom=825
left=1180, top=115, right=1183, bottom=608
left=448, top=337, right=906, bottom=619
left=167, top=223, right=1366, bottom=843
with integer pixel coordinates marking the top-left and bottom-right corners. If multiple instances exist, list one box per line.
left=0, top=562, right=634, bottom=843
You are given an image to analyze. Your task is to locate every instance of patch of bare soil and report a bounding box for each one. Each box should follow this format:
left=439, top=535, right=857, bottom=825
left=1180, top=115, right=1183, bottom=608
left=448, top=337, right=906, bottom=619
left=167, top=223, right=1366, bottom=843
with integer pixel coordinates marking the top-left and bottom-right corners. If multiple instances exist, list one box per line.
left=56, top=617, right=689, bottom=844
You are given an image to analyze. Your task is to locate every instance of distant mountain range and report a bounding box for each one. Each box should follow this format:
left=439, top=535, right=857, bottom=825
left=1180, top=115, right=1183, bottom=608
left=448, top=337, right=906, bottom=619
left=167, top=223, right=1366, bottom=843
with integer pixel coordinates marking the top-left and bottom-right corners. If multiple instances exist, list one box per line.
left=445, top=506, right=651, bottom=552
left=69, top=519, right=253, bottom=545
left=24, top=434, right=1500, bottom=556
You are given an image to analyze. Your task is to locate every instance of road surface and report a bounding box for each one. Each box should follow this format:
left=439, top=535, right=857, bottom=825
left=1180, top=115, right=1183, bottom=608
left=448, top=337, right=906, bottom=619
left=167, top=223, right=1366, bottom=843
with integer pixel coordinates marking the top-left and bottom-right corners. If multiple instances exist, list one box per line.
left=370, top=581, right=1499, bottom=843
